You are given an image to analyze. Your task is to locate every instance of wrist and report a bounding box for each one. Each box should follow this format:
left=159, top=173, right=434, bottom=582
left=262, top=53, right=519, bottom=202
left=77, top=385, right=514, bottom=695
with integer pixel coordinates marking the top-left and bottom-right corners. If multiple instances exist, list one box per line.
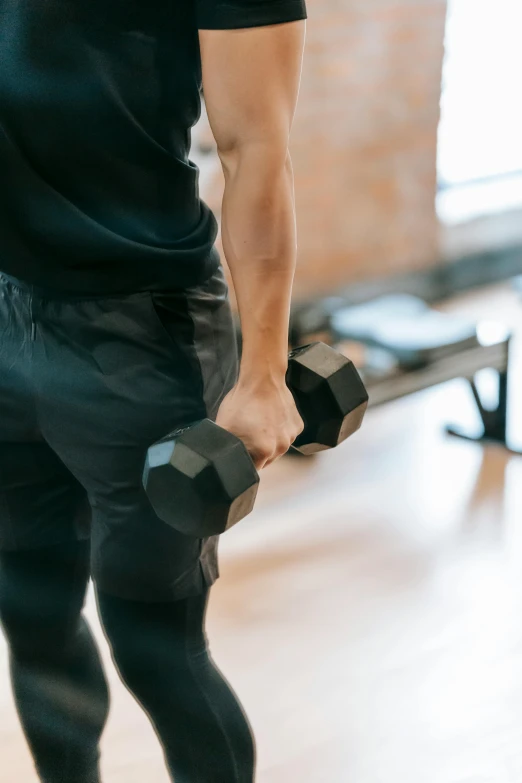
left=237, top=361, right=288, bottom=391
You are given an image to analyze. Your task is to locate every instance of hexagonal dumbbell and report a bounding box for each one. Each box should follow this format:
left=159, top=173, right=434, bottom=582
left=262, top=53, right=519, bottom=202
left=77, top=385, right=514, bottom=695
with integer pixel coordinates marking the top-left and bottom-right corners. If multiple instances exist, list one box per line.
left=288, top=342, right=368, bottom=455
left=143, top=419, right=260, bottom=538
left=143, top=343, right=368, bottom=537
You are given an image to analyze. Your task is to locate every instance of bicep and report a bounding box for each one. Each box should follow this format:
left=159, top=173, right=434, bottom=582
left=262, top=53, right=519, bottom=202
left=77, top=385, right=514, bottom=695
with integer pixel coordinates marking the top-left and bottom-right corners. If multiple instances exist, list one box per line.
left=197, top=1, right=307, bottom=159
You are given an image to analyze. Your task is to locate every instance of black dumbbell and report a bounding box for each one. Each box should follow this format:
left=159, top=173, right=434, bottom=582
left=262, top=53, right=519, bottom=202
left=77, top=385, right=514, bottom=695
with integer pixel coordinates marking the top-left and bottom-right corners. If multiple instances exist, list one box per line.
left=143, top=342, right=368, bottom=537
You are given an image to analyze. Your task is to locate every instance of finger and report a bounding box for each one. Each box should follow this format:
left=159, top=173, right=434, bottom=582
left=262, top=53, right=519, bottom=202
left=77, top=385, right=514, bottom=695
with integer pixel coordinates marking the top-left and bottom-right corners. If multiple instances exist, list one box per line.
left=263, top=444, right=288, bottom=468
left=250, top=450, right=272, bottom=471
left=265, top=449, right=289, bottom=468
left=259, top=448, right=281, bottom=470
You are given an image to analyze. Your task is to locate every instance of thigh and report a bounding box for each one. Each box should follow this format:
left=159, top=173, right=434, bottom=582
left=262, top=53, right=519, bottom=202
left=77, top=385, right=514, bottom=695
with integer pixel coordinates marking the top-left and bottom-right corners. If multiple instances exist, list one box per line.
left=0, top=276, right=91, bottom=551
left=0, top=441, right=91, bottom=551
left=36, top=266, right=239, bottom=602
left=0, top=272, right=37, bottom=444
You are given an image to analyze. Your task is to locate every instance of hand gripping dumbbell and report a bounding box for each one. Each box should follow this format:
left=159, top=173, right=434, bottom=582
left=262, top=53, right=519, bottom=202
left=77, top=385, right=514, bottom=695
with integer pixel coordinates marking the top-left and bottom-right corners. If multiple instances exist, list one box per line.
left=142, top=342, right=368, bottom=537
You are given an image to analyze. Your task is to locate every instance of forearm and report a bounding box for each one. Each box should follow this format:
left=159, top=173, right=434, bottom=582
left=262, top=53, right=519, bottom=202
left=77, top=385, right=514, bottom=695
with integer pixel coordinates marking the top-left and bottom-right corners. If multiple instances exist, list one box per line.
left=219, top=146, right=297, bottom=387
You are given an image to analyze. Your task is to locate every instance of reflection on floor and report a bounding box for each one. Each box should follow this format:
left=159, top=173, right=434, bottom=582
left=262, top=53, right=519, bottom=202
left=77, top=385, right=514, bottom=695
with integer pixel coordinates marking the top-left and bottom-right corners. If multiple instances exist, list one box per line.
left=1, top=282, right=522, bottom=782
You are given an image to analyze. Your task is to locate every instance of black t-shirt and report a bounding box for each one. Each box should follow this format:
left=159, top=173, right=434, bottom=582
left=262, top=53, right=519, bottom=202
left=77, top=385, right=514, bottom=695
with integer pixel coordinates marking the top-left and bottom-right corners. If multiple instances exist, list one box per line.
left=0, top=0, right=307, bottom=294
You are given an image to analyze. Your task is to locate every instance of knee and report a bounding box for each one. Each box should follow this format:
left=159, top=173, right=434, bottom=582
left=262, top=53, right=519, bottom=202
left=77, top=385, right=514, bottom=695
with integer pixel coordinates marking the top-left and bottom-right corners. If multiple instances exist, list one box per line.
left=97, top=591, right=191, bottom=688
left=0, top=553, right=79, bottom=660
left=102, top=629, right=145, bottom=685
left=0, top=579, right=19, bottom=644
left=0, top=557, right=31, bottom=648
left=96, top=593, right=146, bottom=683
left=0, top=584, right=47, bottom=660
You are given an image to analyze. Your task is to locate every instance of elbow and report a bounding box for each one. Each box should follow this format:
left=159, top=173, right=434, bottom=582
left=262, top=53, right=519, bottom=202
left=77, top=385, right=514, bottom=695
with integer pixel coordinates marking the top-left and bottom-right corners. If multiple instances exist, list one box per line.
left=218, top=141, right=292, bottom=179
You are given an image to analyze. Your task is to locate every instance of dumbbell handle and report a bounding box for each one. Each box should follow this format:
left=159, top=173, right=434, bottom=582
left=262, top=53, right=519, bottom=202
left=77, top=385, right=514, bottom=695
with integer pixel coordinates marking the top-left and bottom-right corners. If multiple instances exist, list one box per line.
left=163, top=341, right=367, bottom=459
left=144, top=342, right=367, bottom=536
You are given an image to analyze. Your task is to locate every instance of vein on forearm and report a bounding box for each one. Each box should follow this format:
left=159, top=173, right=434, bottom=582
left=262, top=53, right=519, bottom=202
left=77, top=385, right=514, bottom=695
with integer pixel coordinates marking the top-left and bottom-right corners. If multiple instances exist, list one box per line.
left=220, top=148, right=297, bottom=379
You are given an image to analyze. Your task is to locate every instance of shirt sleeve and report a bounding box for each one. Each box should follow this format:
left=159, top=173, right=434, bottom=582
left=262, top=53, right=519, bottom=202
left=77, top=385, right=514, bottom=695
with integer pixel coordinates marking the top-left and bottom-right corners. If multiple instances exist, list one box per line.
left=196, top=0, right=307, bottom=30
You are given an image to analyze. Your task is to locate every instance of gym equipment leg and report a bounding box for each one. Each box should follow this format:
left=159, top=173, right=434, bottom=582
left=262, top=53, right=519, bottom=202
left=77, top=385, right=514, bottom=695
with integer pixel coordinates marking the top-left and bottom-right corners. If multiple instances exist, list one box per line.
left=446, top=341, right=522, bottom=455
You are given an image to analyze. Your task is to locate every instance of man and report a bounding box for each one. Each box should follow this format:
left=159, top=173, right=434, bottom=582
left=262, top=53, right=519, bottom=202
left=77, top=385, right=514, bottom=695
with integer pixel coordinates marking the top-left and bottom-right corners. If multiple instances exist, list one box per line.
left=0, top=1, right=307, bottom=781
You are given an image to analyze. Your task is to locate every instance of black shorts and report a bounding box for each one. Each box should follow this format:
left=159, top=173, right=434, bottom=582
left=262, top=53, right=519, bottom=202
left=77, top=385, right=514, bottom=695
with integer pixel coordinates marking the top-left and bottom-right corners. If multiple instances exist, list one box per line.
left=0, top=266, right=238, bottom=602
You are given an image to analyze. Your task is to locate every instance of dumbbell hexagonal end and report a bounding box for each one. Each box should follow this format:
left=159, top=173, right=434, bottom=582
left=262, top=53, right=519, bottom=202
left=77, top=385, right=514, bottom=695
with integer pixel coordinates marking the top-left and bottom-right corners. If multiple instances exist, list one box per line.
left=143, top=420, right=260, bottom=537
left=288, top=343, right=369, bottom=454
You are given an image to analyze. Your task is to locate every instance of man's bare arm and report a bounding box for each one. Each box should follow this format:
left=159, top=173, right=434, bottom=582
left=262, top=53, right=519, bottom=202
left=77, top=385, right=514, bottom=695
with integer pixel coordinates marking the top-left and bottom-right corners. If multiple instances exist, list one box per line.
left=199, top=20, right=306, bottom=387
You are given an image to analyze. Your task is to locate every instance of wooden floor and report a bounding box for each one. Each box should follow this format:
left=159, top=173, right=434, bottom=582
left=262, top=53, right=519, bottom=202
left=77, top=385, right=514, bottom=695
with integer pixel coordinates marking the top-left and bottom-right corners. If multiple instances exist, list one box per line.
left=2, top=282, right=522, bottom=782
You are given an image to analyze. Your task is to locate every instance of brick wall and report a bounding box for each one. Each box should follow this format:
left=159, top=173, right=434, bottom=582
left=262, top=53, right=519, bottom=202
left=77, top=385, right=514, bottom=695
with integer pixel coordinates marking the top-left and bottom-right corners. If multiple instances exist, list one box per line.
left=192, top=0, right=448, bottom=302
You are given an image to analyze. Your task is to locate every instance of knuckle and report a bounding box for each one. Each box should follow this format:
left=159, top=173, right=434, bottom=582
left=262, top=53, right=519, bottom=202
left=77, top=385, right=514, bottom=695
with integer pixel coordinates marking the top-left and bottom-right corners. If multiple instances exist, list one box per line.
left=294, top=414, right=305, bottom=433
left=251, top=448, right=267, bottom=465
left=277, top=440, right=290, bottom=456
left=264, top=442, right=276, bottom=458
left=253, top=443, right=273, bottom=462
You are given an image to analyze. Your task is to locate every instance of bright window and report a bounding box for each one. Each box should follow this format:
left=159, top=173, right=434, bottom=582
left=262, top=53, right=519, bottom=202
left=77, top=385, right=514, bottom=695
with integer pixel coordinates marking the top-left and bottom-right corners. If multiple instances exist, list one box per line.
left=437, top=0, right=522, bottom=223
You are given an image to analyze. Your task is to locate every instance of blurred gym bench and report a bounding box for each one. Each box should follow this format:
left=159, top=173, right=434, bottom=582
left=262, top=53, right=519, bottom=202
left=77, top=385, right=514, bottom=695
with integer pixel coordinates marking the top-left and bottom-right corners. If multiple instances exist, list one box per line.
left=290, top=294, right=518, bottom=454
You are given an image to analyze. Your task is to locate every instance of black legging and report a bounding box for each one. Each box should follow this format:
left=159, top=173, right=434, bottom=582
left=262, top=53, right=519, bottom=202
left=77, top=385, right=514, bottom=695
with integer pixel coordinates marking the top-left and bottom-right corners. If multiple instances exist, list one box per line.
left=0, top=540, right=255, bottom=783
